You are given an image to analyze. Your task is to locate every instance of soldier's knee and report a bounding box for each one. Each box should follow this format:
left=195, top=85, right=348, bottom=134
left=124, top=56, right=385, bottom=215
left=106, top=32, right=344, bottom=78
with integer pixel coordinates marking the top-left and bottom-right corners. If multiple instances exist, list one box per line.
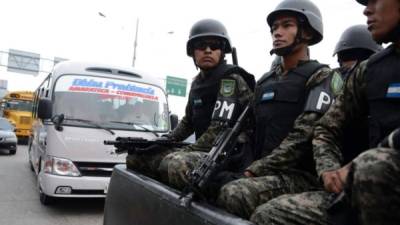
left=218, top=179, right=250, bottom=206
left=353, top=148, right=397, bottom=181
left=159, top=153, right=191, bottom=188
left=159, top=151, right=181, bottom=171
left=250, top=203, right=275, bottom=225
left=219, top=180, right=242, bottom=197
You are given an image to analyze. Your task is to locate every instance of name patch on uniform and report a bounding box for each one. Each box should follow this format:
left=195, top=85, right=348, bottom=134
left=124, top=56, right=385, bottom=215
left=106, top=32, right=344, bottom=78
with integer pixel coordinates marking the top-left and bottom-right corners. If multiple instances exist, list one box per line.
left=220, top=79, right=236, bottom=97
left=387, top=83, right=400, bottom=98
left=193, top=98, right=203, bottom=106
left=261, top=92, right=275, bottom=101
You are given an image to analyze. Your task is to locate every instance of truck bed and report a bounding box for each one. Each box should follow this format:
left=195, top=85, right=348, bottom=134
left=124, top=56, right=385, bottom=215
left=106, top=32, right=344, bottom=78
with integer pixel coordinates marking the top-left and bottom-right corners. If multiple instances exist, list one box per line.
left=104, top=164, right=254, bottom=225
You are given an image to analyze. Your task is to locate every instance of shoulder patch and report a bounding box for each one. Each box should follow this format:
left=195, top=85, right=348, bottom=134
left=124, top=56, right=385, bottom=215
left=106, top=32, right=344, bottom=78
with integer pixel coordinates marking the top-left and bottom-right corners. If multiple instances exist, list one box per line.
left=330, top=72, right=343, bottom=95
left=220, top=79, right=236, bottom=97
left=387, top=83, right=400, bottom=98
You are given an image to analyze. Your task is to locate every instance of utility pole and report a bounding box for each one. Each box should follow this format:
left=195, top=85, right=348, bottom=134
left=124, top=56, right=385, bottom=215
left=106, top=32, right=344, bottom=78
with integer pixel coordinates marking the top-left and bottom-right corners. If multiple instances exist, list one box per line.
left=132, top=18, right=139, bottom=67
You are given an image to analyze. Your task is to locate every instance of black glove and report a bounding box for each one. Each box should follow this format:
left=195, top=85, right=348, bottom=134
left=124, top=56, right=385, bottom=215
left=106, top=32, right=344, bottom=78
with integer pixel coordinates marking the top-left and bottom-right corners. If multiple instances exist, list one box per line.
left=379, top=128, right=400, bottom=150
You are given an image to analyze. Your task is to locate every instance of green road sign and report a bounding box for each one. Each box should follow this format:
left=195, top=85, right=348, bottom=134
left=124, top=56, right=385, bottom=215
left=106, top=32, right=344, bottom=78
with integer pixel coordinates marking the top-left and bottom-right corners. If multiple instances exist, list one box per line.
left=166, top=76, right=187, bottom=97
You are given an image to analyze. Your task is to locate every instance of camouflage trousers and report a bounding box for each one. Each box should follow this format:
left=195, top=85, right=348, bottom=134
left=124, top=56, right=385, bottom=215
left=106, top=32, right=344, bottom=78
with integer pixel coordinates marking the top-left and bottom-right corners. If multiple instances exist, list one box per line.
left=250, top=191, right=332, bottom=225
left=158, top=151, right=207, bottom=190
left=250, top=147, right=400, bottom=225
left=125, top=147, right=178, bottom=181
left=216, top=170, right=319, bottom=219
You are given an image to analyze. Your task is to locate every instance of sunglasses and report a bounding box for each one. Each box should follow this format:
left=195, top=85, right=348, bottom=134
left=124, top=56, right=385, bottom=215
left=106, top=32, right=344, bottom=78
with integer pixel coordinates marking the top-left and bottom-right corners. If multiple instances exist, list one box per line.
left=193, top=41, right=224, bottom=51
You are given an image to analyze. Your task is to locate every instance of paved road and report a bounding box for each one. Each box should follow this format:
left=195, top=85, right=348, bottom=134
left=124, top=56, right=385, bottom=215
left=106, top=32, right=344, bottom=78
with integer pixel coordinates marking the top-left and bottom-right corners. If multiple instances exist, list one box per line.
left=0, top=145, right=104, bottom=225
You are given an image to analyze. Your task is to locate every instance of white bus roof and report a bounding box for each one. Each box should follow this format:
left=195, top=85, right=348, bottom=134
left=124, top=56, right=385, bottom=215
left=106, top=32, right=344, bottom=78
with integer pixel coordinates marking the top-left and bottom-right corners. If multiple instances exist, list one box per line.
left=51, top=60, right=164, bottom=89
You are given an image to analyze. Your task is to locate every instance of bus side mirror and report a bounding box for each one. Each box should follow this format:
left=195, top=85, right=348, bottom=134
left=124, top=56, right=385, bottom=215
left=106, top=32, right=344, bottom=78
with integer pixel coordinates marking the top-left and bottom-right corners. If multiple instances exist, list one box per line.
left=38, top=99, right=52, bottom=119
left=170, top=114, right=178, bottom=130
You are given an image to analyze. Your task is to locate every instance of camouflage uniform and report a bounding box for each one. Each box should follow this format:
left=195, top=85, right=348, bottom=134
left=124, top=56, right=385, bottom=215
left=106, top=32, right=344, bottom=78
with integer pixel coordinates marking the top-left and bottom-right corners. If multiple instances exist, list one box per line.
left=216, top=64, right=342, bottom=219
left=250, top=147, right=400, bottom=225
left=252, top=46, right=400, bottom=225
left=158, top=73, right=254, bottom=189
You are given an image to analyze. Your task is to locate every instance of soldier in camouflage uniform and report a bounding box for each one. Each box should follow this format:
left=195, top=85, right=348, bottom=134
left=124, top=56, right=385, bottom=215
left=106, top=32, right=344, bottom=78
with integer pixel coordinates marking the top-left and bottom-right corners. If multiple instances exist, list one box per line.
left=250, top=0, right=400, bottom=224
left=216, top=0, right=343, bottom=219
left=331, top=24, right=382, bottom=165
left=158, top=20, right=255, bottom=191
left=126, top=19, right=255, bottom=182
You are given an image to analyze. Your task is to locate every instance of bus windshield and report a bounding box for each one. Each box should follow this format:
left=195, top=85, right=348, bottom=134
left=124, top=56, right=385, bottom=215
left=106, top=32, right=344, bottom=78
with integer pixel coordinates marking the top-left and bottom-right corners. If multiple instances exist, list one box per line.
left=5, top=100, right=33, bottom=112
left=53, top=75, right=169, bottom=132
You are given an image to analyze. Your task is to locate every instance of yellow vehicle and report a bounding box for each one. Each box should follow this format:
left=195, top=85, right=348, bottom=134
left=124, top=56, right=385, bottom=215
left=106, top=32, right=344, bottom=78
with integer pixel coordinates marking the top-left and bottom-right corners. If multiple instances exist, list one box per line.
left=1, top=91, right=34, bottom=139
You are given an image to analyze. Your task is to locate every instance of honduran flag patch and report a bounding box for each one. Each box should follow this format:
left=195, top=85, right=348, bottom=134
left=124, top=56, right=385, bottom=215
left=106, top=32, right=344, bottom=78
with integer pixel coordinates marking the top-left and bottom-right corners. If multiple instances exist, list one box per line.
left=261, top=91, right=275, bottom=101
left=387, top=83, right=400, bottom=98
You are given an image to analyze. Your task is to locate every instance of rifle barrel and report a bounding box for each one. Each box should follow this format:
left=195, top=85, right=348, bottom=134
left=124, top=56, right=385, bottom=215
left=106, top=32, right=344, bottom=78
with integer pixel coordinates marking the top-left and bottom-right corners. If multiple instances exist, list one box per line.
left=104, top=140, right=118, bottom=145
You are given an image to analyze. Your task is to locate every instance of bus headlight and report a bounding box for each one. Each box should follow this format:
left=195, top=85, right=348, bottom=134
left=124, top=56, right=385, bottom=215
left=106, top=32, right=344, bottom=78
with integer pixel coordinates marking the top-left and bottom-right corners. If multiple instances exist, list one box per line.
left=43, top=156, right=81, bottom=177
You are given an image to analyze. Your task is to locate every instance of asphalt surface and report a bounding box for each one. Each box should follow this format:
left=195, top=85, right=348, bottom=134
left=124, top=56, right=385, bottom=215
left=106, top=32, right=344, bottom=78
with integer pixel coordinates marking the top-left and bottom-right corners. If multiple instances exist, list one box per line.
left=0, top=145, right=104, bottom=225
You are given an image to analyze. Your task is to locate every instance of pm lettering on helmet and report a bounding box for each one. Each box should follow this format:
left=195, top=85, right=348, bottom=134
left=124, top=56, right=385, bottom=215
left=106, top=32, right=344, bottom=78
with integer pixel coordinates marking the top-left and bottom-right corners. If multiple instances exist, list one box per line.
left=212, top=100, right=236, bottom=121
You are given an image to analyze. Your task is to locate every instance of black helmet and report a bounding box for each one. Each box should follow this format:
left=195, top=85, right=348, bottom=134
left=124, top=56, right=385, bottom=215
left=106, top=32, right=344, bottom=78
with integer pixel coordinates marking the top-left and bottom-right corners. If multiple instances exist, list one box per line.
left=355, top=0, right=367, bottom=5
left=333, top=24, right=382, bottom=56
left=267, top=0, right=323, bottom=45
left=186, top=19, right=232, bottom=56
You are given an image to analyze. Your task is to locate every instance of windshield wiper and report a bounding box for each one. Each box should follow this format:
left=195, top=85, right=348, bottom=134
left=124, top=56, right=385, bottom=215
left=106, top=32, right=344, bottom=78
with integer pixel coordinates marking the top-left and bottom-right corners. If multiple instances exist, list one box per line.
left=108, top=121, right=159, bottom=137
left=65, top=118, right=115, bottom=135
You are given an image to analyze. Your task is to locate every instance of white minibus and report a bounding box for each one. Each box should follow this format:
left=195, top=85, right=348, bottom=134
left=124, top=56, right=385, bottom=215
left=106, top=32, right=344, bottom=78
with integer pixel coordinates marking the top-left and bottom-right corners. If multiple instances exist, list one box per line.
left=29, top=61, right=175, bottom=205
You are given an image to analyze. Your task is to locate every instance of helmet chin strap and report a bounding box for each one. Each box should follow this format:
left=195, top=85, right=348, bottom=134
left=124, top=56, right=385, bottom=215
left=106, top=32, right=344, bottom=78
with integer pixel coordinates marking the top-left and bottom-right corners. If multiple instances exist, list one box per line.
left=270, top=40, right=298, bottom=56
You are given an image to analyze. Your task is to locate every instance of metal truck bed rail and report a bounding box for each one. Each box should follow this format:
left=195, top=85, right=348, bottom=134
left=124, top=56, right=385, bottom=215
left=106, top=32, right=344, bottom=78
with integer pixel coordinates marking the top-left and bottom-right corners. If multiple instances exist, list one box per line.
left=104, top=164, right=254, bottom=225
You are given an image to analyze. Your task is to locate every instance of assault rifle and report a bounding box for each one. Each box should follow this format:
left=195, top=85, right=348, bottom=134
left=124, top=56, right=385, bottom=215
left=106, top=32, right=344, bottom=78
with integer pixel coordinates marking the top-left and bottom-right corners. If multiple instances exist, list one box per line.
left=104, top=137, right=189, bottom=154
left=232, top=47, right=238, bottom=66
left=180, top=105, right=251, bottom=206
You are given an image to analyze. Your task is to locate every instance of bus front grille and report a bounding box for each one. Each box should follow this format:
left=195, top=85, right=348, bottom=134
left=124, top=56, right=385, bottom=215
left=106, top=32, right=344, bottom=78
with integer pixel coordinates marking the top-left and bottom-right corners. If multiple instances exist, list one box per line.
left=74, top=162, right=120, bottom=177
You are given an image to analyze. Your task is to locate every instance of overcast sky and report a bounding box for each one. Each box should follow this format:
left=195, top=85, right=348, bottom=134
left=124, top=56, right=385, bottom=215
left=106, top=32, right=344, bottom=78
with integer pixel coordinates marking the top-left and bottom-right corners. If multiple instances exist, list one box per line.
left=0, top=0, right=367, bottom=116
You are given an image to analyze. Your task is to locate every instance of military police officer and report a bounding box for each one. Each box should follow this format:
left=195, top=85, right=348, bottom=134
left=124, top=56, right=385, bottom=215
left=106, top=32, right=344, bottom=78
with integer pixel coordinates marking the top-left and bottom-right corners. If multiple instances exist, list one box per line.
left=216, top=0, right=342, bottom=219
left=157, top=19, right=255, bottom=190
left=126, top=19, right=255, bottom=182
left=251, top=0, right=400, bottom=224
left=333, top=24, right=382, bottom=165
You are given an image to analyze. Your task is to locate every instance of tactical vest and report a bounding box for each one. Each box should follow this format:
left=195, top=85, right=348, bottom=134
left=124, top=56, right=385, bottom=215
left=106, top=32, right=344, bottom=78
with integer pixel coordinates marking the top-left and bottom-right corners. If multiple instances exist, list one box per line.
left=254, top=61, right=326, bottom=158
left=366, top=45, right=400, bottom=147
left=188, top=63, right=255, bottom=139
